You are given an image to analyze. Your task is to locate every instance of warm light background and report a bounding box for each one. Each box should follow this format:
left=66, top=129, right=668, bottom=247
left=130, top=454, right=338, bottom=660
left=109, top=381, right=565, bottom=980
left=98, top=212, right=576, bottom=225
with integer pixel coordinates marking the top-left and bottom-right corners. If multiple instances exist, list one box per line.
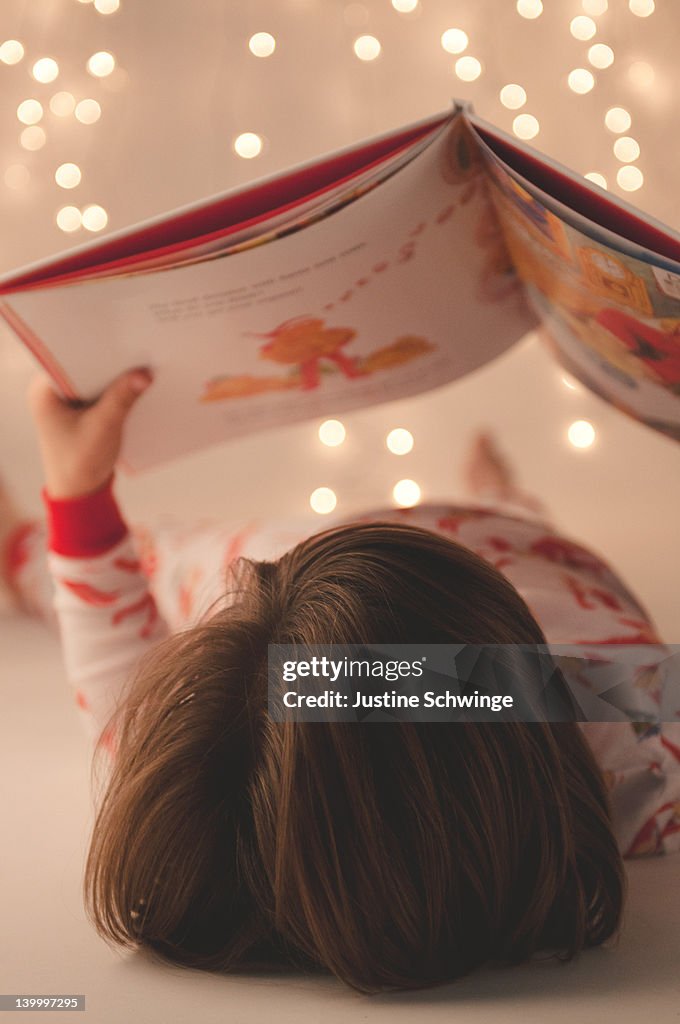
left=1, top=5, right=680, bottom=1020
left=1, top=0, right=679, bottom=644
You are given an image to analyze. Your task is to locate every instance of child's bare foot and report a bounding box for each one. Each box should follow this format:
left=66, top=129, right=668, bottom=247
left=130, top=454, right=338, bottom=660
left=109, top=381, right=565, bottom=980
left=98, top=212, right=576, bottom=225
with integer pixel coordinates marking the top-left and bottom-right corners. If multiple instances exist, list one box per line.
left=463, top=432, right=516, bottom=499
left=462, top=431, right=546, bottom=516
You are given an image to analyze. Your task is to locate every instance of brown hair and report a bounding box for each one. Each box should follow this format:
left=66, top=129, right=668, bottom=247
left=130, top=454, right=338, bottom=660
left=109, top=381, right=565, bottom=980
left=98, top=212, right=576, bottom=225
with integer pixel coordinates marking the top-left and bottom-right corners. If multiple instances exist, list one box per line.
left=84, top=522, right=625, bottom=992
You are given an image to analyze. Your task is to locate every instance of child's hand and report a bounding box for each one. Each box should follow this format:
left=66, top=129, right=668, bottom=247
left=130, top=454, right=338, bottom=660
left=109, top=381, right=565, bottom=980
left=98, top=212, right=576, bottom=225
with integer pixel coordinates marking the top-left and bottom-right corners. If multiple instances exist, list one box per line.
left=28, top=369, right=153, bottom=499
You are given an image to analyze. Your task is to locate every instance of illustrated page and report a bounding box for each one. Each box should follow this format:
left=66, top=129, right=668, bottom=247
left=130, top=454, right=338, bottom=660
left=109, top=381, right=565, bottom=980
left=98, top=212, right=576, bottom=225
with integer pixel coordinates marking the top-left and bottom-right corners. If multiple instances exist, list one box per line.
left=472, top=127, right=680, bottom=442
left=2, top=115, right=535, bottom=470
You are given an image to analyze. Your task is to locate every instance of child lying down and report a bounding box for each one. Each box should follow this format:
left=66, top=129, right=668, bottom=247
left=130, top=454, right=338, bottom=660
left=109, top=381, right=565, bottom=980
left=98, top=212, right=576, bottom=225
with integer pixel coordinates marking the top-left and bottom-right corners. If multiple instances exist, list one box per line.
left=1, top=368, right=677, bottom=993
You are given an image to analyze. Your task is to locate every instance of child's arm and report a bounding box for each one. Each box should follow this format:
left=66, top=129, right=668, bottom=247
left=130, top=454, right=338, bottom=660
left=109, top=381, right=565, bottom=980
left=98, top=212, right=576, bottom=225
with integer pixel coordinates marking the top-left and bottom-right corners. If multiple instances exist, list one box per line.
left=28, top=369, right=169, bottom=753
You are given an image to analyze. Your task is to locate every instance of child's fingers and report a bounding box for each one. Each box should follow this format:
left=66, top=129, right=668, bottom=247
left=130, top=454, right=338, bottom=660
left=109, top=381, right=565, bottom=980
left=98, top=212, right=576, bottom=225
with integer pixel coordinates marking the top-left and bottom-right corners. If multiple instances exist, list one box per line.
left=88, top=368, right=153, bottom=431
left=28, top=368, right=152, bottom=427
left=26, top=374, right=76, bottom=427
left=27, top=373, right=55, bottom=412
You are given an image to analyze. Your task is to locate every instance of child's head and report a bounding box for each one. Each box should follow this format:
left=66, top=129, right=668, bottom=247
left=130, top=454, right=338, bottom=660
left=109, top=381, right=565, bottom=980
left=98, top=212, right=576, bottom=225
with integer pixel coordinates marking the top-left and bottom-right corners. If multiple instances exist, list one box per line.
left=85, top=522, right=624, bottom=993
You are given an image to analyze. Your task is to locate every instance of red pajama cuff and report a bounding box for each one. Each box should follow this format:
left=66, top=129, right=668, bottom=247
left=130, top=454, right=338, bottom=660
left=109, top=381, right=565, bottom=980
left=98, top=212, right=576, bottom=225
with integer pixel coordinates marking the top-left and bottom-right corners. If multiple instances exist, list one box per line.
left=42, top=476, right=129, bottom=557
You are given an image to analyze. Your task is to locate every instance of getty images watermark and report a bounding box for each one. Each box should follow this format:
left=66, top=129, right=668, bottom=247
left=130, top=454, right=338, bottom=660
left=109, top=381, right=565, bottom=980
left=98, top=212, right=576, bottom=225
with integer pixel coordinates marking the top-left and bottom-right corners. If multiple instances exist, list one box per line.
left=267, top=644, right=680, bottom=723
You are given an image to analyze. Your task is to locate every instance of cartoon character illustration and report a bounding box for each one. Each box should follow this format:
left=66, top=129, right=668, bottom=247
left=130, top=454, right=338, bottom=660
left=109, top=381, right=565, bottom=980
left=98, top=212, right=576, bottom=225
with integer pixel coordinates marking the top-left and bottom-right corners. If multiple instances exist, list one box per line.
left=595, top=309, right=680, bottom=392
left=495, top=174, right=554, bottom=239
left=486, top=164, right=572, bottom=261
left=555, top=308, right=661, bottom=386
left=252, top=317, right=365, bottom=391
left=492, top=200, right=680, bottom=397
left=578, top=248, right=653, bottom=316
left=199, top=325, right=436, bottom=404
left=358, top=335, right=435, bottom=373
left=546, top=304, right=680, bottom=395
left=496, top=216, right=594, bottom=318
left=536, top=323, right=680, bottom=441
left=201, top=374, right=300, bottom=402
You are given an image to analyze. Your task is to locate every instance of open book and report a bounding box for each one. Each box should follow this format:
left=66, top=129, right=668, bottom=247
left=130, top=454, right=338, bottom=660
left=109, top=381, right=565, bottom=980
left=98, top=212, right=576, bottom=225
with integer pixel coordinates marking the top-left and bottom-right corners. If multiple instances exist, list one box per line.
left=2, top=100, right=679, bottom=470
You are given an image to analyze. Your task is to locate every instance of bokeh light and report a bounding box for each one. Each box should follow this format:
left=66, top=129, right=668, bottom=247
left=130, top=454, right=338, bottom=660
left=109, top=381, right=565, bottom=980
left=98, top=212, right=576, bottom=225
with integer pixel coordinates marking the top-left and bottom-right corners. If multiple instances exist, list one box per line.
left=441, top=29, right=468, bottom=54
left=605, top=107, right=632, bottom=132
left=75, top=99, right=102, bottom=124
left=393, top=479, right=421, bottom=507
left=613, top=136, right=640, bottom=162
left=500, top=84, right=527, bottom=109
left=512, top=114, right=539, bottom=139
left=20, top=126, right=46, bottom=150
left=87, top=51, right=116, bottom=77
left=570, top=16, right=596, bottom=39
left=81, top=204, right=108, bottom=231
left=567, top=420, right=596, bottom=448
left=310, top=487, right=337, bottom=514
left=50, top=91, right=76, bottom=116
left=17, top=100, right=43, bottom=125
left=55, top=163, right=82, bottom=189
left=588, top=44, right=614, bottom=69
left=455, top=56, right=482, bottom=81
left=0, top=40, right=24, bottom=65
left=32, top=58, right=59, bottom=83
left=516, top=0, right=543, bottom=18
left=584, top=171, right=608, bottom=188
left=318, top=419, right=346, bottom=447
left=248, top=32, right=276, bottom=57
left=386, top=428, right=414, bottom=455
left=629, top=0, right=654, bottom=15
left=56, top=206, right=82, bottom=232
left=628, top=61, right=654, bottom=88
left=568, top=68, right=595, bottom=93
left=233, top=132, right=263, bottom=158
left=353, top=35, right=381, bottom=60
left=616, top=165, right=644, bottom=191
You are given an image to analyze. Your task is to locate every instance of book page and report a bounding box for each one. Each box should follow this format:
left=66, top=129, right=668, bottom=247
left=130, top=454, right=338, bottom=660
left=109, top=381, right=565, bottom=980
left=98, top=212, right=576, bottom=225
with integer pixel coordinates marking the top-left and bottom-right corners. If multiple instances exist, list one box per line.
left=0, top=111, right=450, bottom=291
left=467, top=114, right=680, bottom=270
left=469, top=122, right=680, bottom=442
left=2, top=125, right=444, bottom=291
left=1, top=114, right=535, bottom=470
